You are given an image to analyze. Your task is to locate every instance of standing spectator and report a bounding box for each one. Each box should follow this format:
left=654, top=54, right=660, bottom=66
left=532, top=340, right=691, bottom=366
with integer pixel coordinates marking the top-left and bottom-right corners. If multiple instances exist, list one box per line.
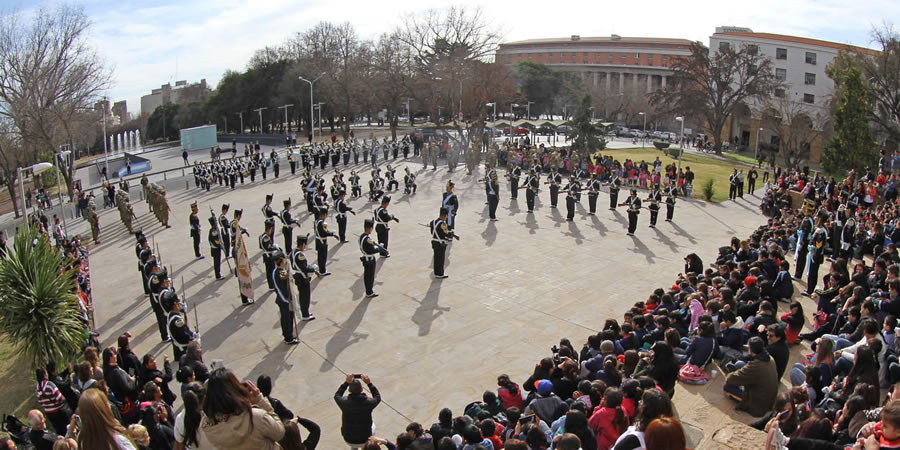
left=182, top=150, right=189, bottom=167
left=35, top=367, right=73, bottom=435
left=279, top=417, right=321, bottom=450
left=257, top=375, right=294, bottom=422
left=179, top=342, right=209, bottom=384
left=334, top=374, right=382, bottom=448
left=117, top=334, right=142, bottom=378
left=102, top=347, right=139, bottom=423
left=77, top=388, right=137, bottom=449
left=200, top=369, right=284, bottom=449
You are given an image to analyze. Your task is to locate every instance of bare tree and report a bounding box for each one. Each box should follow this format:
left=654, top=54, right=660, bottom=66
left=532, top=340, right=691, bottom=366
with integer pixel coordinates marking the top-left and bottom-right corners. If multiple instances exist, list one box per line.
left=761, top=98, right=830, bottom=169
left=0, top=5, right=110, bottom=214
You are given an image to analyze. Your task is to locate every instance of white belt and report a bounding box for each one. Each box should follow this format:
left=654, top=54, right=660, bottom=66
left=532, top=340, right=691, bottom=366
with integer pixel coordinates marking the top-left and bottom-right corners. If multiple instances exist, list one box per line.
left=362, top=255, right=375, bottom=260
left=432, top=239, right=449, bottom=244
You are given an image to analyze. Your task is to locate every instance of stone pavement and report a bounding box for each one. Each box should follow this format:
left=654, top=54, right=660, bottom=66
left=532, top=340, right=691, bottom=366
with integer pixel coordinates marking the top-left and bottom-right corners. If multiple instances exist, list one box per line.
left=87, top=156, right=772, bottom=448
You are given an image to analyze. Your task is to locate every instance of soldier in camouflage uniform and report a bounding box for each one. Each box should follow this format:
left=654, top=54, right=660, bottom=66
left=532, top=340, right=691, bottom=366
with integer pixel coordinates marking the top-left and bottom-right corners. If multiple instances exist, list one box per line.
left=116, top=189, right=135, bottom=233
left=84, top=198, right=101, bottom=244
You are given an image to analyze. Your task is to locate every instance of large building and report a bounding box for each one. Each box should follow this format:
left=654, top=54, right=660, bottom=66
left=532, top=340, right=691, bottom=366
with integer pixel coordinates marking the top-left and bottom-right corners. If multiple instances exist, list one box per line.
left=112, top=100, right=128, bottom=124
left=495, top=35, right=694, bottom=95
left=140, top=79, right=211, bottom=117
left=709, top=26, right=877, bottom=161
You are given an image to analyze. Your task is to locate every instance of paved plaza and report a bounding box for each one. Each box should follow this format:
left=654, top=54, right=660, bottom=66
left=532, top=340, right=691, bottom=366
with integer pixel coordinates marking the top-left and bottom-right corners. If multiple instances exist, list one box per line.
left=88, top=151, right=771, bottom=448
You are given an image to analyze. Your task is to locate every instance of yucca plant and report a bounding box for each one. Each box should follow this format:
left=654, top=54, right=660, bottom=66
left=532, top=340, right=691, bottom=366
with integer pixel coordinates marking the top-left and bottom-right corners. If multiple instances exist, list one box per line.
left=0, top=225, right=85, bottom=369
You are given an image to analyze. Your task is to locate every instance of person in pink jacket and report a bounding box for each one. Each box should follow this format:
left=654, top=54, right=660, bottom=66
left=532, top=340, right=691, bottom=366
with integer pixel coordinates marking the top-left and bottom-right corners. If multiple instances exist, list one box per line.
left=588, top=387, right=629, bottom=450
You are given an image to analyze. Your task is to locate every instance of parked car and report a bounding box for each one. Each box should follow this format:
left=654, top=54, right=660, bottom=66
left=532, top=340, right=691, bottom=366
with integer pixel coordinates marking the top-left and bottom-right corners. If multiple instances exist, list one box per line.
left=535, top=126, right=554, bottom=135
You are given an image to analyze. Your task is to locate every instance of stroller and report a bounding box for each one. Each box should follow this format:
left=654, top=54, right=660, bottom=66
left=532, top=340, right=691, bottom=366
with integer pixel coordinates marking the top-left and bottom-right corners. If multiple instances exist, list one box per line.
left=3, top=413, right=33, bottom=449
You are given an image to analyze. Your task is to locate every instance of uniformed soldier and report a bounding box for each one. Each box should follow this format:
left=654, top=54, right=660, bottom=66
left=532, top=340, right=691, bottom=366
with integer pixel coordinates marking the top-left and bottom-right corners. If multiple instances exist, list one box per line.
left=664, top=182, right=677, bottom=222
left=208, top=216, right=224, bottom=280
left=360, top=219, right=389, bottom=298
left=260, top=154, right=269, bottom=180
left=840, top=214, right=856, bottom=260
left=803, top=217, right=829, bottom=295
left=506, top=164, right=521, bottom=200
left=146, top=261, right=169, bottom=342
left=271, top=150, right=280, bottom=178
left=546, top=168, right=562, bottom=208
left=288, top=151, right=297, bottom=175
left=189, top=202, right=203, bottom=259
left=262, top=194, right=276, bottom=220
left=586, top=173, right=601, bottom=215
left=520, top=168, right=540, bottom=214
left=403, top=167, right=417, bottom=195
left=373, top=196, right=399, bottom=251
left=442, top=181, right=459, bottom=229
left=260, top=219, right=278, bottom=290
left=607, top=173, right=622, bottom=211
left=431, top=207, right=459, bottom=279
left=272, top=253, right=298, bottom=345
left=646, top=184, right=662, bottom=228
left=313, top=185, right=328, bottom=213
left=303, top=173, right=317, bottom=213
left=349, top=170, right=362, bottom=198
left=334, top=190, right=355, bottom=242
left=136, top=234, right=151, bottom=294
left=219, top=204, right=232, bottom=259
left=482, top=163, right=497, bottom=204
left=619, top=189, right=642, bottom=236
left=291, top=235, right=319, bottom=321
left=314, top=208, right=338, bottom=275
left=163, top=290, right=198, bottom=361
left=369, top=171, right=385, bottom=202
left=280, top=199, right=298, bottom=254
left=485, top=171, right=500, bottom=221
left=561, top=176, right=581, bottom=221
left=231, top=209, right=249, bottom=253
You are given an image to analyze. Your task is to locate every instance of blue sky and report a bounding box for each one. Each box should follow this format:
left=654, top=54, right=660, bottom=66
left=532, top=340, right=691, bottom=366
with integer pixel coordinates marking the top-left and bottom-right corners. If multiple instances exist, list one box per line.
left=6, top=0, right=898, bottom=116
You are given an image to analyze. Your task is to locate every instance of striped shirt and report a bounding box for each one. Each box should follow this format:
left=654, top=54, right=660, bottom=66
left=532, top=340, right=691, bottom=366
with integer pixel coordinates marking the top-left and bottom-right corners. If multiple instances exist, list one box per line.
left=35, top=380, right=66, bottom=413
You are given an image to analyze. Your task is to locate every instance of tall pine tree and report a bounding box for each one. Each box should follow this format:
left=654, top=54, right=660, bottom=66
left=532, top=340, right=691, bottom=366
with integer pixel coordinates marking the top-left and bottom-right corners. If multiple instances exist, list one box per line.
left=823, top=66, right=877, bottom=173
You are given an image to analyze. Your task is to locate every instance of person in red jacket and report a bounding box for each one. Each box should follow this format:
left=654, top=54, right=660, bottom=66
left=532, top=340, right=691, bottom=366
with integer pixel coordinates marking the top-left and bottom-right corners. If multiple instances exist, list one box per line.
left=497, top=374, right=525, bottom=411
left=588, top=387, right=629, bottom=450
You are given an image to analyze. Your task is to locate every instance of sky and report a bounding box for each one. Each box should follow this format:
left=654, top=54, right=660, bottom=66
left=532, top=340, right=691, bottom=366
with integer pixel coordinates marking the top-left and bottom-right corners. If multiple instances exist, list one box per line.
left=6, top=0, right=898, bottom=117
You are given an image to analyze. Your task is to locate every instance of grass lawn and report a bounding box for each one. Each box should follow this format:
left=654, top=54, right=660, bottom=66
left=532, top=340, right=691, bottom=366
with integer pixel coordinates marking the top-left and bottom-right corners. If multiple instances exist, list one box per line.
left=0, top=337, right=40, bottom=421
left=597, top=147, right=748, bottom=203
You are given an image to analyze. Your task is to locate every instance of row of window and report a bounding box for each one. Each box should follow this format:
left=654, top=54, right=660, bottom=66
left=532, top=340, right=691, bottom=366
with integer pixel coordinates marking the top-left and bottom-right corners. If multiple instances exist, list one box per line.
left=774, top=88, right=816, bottom=104
left=509, top=51, right=670, bottom=60
left=774, top=68, right=817, bottom=85
left=718, top=42, right=818, bottom=65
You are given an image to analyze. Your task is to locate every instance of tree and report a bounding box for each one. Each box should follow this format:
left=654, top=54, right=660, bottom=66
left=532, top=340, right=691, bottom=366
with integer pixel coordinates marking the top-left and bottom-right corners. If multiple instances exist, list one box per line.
left=569, top=95, right=605, bottom=162
left=146, top=103, right=180, bottom=141
left=0, top=225, right=86, bottom=369
left=651, top=41, right=781, bottom=154
left=762, top=100, right=828, bottom=169
left=822, top=65, right=877, bottom=173
left=0, top=5, right=110, bottom=216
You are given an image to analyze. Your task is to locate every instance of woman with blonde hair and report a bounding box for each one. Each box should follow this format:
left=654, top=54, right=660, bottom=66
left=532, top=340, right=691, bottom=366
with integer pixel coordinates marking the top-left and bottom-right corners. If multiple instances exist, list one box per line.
left=83, top=347, right=104, bottom=381
left=77, top=388, right=137, bottom=449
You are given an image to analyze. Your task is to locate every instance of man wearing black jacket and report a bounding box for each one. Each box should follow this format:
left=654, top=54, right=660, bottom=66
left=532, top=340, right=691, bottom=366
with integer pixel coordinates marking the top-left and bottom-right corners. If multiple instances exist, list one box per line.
left=334, top=374, right=381, bottom=447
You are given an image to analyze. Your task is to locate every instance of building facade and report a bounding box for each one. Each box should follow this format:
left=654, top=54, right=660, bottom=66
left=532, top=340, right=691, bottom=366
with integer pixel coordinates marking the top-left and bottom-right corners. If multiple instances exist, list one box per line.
left=139, top=79, right=211, bottom=117
left=112, top=101, right=128, bottom=124
left=496, top=35, right=693, bottom=96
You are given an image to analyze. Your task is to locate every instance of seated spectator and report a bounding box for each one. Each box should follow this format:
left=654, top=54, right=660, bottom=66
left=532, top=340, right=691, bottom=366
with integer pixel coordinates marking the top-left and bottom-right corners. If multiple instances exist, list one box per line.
left=723, top=336, right=779, bottom=417
left=780, top=302, right=805, bottom=344
left=588, top=387, right=628, bottom=450
left=28, top=409, right=61, bottom=450
left=717, top=310, right=747, bottom=363
left=555, top=433, right=582, bottom=450
left=497, top=375, right=524, bottom=411
left=765, top=324, right=790, bottom=380
left=614, top=388, right=673, bottom=450
left=200, top=368, right=285, bottom=449
left=680, top=321, right=717, bottom=367
left=429, top=408, right=453, bottom=444
left=523, top=380, right=567, bottom=424
left=632, top=342, right=678, bottom=398
left=126, top=424, right=150, bottom=450
left=643, top=416, right=686, bottom=450
left=461, top=424, right=492, bottom=449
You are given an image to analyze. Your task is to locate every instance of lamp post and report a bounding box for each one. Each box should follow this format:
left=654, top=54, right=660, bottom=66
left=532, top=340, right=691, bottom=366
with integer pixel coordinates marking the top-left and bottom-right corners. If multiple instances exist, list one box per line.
left=486, top=102, right=496, bottom=140
left=510, top=103, right=520, bottom=136
left=298, top=72, right=327, bottom=143
left=100, top=100, right=109, bottom=177
left=755, top=127, right=764, bottom=162
left=17, top=162, right=53, bottom=223
left=278, top=104, right=294, bottom=133
left=315, top=103, right=325, bottom=134
left=675, top=116, right=685, bottom=172
left=235, top=112, right=243, bottom=134
left=405, top=98, right=413, bottom=126
left=639, top=112, right=646, bottom=148
left=55, top=150, right=71, bottom=236
left=253, top=107, right=267, bottom=134
left=525, top=102, right=534, bottom=120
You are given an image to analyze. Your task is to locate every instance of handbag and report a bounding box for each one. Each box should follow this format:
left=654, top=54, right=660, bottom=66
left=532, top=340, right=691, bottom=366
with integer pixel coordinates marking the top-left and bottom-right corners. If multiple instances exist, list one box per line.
left=678, top=363, right=711, bottom=384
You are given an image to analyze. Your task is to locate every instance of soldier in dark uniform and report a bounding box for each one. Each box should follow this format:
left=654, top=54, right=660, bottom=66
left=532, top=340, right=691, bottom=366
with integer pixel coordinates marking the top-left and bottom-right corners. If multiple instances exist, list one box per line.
left=442, top=181, right=459, bottom=229
left=360, top=219, right=388, bottom=298
left=260, top=219, right=278, bottom=290
left=219, top=204, right=232, bottom=259
left=271, top=150, right=280, bottom=178
left=646, top=184, right=662, bottom=228
left=313, top=185, right=328, bottom=213
left=343, top=146, right=351, bottom=166
left=607, top=174, right=622, bottom=210
left=403, top=167, right=417, bottom=194
left=137, top=234, right=151, bottom=294
left=280, top=199, right=298, bottom=254
left=228, top=164, right=236, bottom=189
left=546, top=168, right=562, bottom=208
left=482, top=163, right=497, bottom=204
left=664, top=182, right=677, bottom=222
left=485, top=171, right=500, bottom=221
left=561, top=176, right=581, bottom=221
left=803, top=217, right=829, bottom=295
left=291, top=235, right=318, bottom=321
left=314, top=208, right=338, bottom=275
left=793, top=219, right=812, bottom=280
left=385, top=164, right=399, bottom=191
left=349, top=170, right=362, bottom=198
left=262, top=194, right=276, bottom=220
left=189, top=202, right=203, bottom=259
left=163, top=289, right=197, bottom=361
left=146, top=260, right=169, bottom=342
left=431, top=207, right=459, bottom=279
left=260, top=154, right=269, bottom=180
left=331, top=146, right=340, bottom=167
left=586, top=173, right=601, bottom=215
left=506, top=164, right=521, bottom=200
left=619, top=189, right=642, bottom=236
left=289, top=151, right=297, bottom=175
left=373, top=196, right=399, bottom=251
left=272, top=253, right=299, bottom=345
left=334, top=190, right=355, bottom=242
left=520, top=169, right=539, bottom=213
left=209, top=216, right=224, bottom=280
left=303, top=173, right=317, bottom=213
left=248, top=158, right=257, bottom=182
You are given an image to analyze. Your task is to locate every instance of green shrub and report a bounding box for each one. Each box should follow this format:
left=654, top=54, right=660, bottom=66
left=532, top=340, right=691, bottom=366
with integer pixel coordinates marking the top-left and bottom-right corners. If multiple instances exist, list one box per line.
left=702, top=178, right=715, bottom=201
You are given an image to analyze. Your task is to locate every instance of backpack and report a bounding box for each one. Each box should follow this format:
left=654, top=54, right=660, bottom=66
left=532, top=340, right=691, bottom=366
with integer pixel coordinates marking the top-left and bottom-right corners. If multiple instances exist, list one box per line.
left=678, top=364, right=711, bottom=384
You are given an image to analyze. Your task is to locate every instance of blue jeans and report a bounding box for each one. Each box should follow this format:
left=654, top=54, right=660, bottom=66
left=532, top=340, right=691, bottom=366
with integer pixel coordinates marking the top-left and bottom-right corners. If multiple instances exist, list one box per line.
left=789, top=363, right=807, bottom=386
left=820, top=334, right=853, bottom=351
left=834, top=357, right=853, bottom=377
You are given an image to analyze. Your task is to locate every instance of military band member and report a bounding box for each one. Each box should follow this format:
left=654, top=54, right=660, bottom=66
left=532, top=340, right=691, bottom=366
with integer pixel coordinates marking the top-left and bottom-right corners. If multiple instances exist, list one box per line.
left=442, top=181, right=459, bottom=229
left=546, top=168, right=562, bottom=208
left=331, top=146, right=340, bottom=167
left=314, top=208, right=338, bottom=275
left=646, top=184, right=662, bottom=228
left=231, top=209, right=249, bottom=253
left=485, top=171, right=500, bottom=221
left=189, top=202, right=203, bottom=259
left=619, top=189, right=642, bottom=236
left=840, top=215, right=856, bottom=260
left=260, top=219, right=278, bottom=290
left=561, top=176, right=581, bottom=221
left=219, top=204, right=232, bottom=259
left=586, top=174, right=601, bottom=215
left=520, top=169, right=540, bottom=213
left=163, top=290, right=198, bottom=360
left=607, top=174, right=622, bottom=211
left=288, top=151, right=297, bottom=175
left=313, top=185, right=328, bottom=213
left=403, top=167, right=417, bottom=195
left=368, top=172, right=385, bottom=202
left=664, top=183, right=677, bottom=222
left=431, top=207, right=459, bottom=279
left=280, top=199, right=298, bottom=254
left=271, top=253, right=299, bottom=344
left=304, top=173, right=318, bottom=213
left=147, top=260, right=169, bottom=342
left=483, top=163, right=497, bottom=204
left=209, top=216, right=224, bottom=280
left=360, top=219, right=389, bottom=298
left=271, top=150, right=280, bottom=178
left=349, top=170, right=362, bottom=198
left=291, top=235, right=319, bottom=321
left=260, top=155, right=269, bottom=180
left=343, top=146, right=351, bottom=165
left=334, top=190, right=355, bottom=242
left=803, top=217, right=829, bottom=295
left=374, top=196, right=399, bottom=251
left=248, top=158, right=257, bottom=182
left=262, top=194, right=277, bottom=220
left=228, top=164, right=236, bottom=189
left=506, top=164, right=521, bottom=200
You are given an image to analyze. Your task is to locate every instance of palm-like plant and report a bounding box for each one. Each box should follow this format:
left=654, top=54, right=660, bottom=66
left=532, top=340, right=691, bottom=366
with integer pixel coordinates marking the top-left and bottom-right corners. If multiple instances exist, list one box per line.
left=0, top=225, right=85, bottom=368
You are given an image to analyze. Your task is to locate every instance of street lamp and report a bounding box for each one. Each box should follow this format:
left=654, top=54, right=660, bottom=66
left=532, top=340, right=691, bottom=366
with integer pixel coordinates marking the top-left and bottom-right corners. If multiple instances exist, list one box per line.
left=253, top=107, right=267, bottom=134
left=755, top=127, right=764, bottom=162
left=314, top=103, right=325, bottom=133
left=405, top=98, right=413, bottom=126
left=100, top=99, right=109, bottom=177
left=55, top=150, right=71, bottom=236
left=298, top=72, right=327, bottom=143
left=278, top=104, right=294, bottom=133
left=17, top=162, right=53, bottom=223
left=235, top=111, right=243, bottom=134
left=486, top=102, right=497, bottom=138
left=437, top=106, right=443, bottom=123
left=639, top=112, right=646, bottom=148
left=526, top=102, right=535, bottom=120
left=675, top=116, right=685, bottom=172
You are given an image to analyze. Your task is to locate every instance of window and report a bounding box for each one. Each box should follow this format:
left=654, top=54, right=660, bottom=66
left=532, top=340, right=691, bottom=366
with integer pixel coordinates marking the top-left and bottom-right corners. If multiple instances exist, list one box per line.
left=620, top=53, right=626, bottom=58
left=805, top=52, right=817, bottom=65
left=776, top=68, right=787, bottom=81
left=747, top=44, right=759, bottom=56
left=719, top=41, right=730, bottom=52
left=804, top=73, right=816, bottom=85
left=775, top=88, right=786, bottom=98
left=548, top=52, right=553, bottom=56
left=776, top=48, right=787, bottom=60
left=662, top=55, right=668, bottom=60
left=803, top=93, right=815, bottom=104
left=609, top=52, right=614, bottom=57
left=635, top=53, right=640, bottom=58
